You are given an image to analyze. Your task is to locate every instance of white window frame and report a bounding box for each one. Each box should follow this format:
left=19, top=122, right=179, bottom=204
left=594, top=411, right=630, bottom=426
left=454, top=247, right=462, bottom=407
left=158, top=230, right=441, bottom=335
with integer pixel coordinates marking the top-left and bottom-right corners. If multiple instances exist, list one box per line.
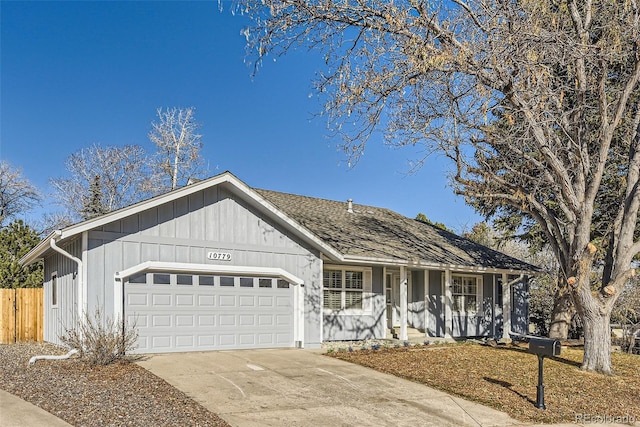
left=322, top=266, right=372, bottom=315
left=51, top=271, right=59, bottom=308
left=451, top=274, right=483, bottom=315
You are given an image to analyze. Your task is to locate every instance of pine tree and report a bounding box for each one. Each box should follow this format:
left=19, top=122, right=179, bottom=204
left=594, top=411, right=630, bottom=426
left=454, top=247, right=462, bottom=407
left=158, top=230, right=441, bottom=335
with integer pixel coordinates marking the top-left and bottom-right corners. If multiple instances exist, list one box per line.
left=81, top=175, right=108, bottom=220
left=0, top=220, right=43, bottom=288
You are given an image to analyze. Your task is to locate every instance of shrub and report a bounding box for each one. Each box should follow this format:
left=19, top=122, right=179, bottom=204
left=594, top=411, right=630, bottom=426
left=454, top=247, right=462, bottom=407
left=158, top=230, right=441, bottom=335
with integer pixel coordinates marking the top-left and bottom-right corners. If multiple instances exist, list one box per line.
left=60, top=308, right=140, bottom=366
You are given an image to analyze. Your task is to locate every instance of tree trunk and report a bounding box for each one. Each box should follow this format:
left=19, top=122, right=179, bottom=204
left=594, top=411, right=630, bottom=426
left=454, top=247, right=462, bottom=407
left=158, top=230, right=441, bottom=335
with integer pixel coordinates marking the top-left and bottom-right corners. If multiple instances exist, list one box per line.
left=549, top=284, right=575, bottom=340
left=580, top=308, right=613, bottom=374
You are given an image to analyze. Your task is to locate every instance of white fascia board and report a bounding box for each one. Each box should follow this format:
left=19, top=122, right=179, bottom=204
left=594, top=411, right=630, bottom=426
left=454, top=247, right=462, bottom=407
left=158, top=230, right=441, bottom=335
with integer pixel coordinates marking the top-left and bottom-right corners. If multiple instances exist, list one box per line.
left=20, top=231, right=56, bottom=266
left=60, top=173, right=234, bottom=239
left=228, top=177, right=344, bottom=262
left=342, top=255, right=537, bottom=275
left=20, top=174, right=232, bottom=265
left=114, top=261, right=305, bottom=286
left=21, top=171, right=344, bottom=265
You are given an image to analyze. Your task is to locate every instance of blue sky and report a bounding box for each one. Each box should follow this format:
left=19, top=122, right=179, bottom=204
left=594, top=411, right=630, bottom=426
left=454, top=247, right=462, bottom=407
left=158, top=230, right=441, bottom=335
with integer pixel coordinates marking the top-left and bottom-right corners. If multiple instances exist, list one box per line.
left=1, top=1, right=482, bottom=233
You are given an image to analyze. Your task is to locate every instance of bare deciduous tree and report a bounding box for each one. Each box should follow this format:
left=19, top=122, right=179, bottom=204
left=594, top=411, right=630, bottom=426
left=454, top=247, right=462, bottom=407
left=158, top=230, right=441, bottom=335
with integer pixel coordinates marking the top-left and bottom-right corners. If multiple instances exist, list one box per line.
left=0, top=161, right=41, bottom=227
left=239, top=0, right=640, bottom=373
left=149, top=107, right=206, bottom=192
left=50, top=144, right=151, bottom=222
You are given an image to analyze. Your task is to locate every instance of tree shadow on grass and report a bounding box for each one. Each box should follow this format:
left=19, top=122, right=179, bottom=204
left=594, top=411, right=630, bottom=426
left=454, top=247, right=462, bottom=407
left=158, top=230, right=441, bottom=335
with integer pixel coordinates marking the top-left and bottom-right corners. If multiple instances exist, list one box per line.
left=483, top=377, right=536, bottom=406
left=486, top=343, right=582, bottom=368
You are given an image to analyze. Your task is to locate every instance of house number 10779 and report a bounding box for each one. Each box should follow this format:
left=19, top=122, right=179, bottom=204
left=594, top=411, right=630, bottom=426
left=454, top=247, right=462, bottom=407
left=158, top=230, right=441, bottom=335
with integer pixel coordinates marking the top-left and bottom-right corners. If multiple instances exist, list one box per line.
left=207, top=251, right=231, bottom=261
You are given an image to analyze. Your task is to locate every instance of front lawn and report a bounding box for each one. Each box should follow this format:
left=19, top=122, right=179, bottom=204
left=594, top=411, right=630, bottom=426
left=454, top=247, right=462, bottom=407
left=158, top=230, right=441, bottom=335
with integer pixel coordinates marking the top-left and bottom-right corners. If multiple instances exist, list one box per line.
left=329, top=342, right=639, bottom=425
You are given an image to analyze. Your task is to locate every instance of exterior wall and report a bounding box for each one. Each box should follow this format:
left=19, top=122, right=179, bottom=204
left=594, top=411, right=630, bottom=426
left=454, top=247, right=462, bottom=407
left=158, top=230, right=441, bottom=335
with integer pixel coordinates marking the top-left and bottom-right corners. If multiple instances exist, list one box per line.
left=322, top=266, right=386, bottom=341
left=84, top=186, right=324, bottom=348
left=43, top=238, right=81, bottom=345
left=511, top=277, right=530, bottom=335
left=427, top=270, right=445, bottom=337
left=409, top=270, right=425, bottom=330
left=493, top=275, right=530, bottom=338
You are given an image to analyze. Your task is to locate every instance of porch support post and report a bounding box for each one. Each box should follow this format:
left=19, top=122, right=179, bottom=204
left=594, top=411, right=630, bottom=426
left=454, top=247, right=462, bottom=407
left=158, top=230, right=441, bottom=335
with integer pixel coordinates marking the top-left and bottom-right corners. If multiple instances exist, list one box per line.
left=444, top=268, right=452, bottom=338
left=501, top=272, right=511, bottom=342
left=424, top=269, right=429, bottom=337
left=400, top=266, right=408, bottom=341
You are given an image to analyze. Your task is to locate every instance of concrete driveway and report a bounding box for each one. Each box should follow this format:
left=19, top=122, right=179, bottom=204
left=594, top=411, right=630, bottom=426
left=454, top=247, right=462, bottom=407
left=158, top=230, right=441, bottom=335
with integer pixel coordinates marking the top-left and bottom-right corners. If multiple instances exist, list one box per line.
left=137, top=348, right=521, bottom=427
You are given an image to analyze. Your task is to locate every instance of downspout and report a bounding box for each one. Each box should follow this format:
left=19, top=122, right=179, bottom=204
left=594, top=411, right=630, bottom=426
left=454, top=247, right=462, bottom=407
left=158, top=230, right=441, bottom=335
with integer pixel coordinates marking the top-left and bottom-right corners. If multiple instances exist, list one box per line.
left=50, top=230, right=83, bottom=321
left=29, top=349, right=78, bottom=365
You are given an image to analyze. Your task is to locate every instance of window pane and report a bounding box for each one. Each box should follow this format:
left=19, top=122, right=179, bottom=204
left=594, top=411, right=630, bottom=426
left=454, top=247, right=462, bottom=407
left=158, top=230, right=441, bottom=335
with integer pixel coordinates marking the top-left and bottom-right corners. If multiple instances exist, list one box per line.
left=129, top=273, right=146, bottom=284
left=220, top=276, right=234, bottom=287
left=323, top=290, right=341, bottom=309
left=452, top=295, right=463, bottom=311
left=277, top=279, right=290, bottom=289
left=464, top=278, right=477, bottom=295
left=177, top=275, right=193, bottom=285
left=323, top=271, right=341, bottom=289
left=259, top=278, right=272, bottom=288
left=345, top=271, right=363, bottom=289
left=452, top=277, right=462, bottom=294
left=345, top=291, right=362, bottom=309
left=52, top=275, right=57, bottom=306
left=240, top=277, right=253, bottom=287
left=466, top=296, right=477, bottom=311
left=199, top=275, right=215, bottom=286
left=153, top=273, right=170, bottom=285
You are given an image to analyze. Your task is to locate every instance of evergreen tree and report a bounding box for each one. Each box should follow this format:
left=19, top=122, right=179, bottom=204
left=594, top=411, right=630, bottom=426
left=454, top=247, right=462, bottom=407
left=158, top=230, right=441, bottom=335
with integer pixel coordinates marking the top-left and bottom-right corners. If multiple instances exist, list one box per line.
left=0, top=220, right=43, bottom=288
left=81, top=175, right=108, bottom=220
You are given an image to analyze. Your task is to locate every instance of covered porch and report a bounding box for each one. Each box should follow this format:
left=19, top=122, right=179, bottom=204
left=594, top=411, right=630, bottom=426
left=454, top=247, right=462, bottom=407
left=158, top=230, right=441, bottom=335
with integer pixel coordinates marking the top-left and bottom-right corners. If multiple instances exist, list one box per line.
left=383, top=266, right=529, bottom=341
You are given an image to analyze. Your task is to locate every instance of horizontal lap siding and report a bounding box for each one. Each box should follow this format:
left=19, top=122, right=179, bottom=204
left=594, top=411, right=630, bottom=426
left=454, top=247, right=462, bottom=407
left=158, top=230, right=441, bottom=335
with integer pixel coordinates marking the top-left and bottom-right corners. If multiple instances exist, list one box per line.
left=86, top=186, right=323, bottom=347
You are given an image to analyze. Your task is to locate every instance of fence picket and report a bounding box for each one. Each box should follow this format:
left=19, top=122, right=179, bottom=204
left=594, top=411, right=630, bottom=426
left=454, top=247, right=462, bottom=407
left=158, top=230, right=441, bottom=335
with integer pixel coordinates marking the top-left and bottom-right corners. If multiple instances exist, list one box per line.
left=0, top=288, right=43, bottom=343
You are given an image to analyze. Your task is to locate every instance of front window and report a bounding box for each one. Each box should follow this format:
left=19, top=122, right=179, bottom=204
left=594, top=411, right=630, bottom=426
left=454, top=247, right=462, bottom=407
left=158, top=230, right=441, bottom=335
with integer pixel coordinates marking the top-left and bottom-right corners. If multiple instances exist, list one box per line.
left=51, top=273, right=58, bottom=307
left=452, top=275, right=480, bottom=313
left=323, top=269, right=364, bottom=310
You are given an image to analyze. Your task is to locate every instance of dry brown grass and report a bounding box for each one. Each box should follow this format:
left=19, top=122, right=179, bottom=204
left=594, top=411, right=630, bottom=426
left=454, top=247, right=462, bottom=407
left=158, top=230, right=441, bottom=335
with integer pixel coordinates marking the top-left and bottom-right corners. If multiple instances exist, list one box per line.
left=329, top=342, right=640, bottom=424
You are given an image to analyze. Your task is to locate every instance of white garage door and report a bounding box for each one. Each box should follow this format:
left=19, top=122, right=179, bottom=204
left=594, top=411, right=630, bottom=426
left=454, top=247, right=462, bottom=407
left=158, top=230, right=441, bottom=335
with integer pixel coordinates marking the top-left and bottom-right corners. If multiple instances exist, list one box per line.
left=125, top=272, right=295, bottom=353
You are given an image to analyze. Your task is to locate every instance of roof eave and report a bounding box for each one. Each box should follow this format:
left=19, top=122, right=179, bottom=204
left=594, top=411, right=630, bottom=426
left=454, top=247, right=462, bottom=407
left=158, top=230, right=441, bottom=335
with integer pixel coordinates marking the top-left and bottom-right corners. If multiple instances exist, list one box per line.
left=20, top=171, right=345, bottom=266
left=19, top=231, right=56, bottom=266
left=341, top=255, right=538, bottom=275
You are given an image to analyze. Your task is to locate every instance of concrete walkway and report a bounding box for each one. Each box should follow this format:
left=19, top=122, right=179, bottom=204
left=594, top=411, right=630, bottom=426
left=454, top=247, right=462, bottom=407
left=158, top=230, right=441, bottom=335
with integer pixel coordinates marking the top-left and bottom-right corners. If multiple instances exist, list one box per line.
left=137, top=348, right=523, bottom=427
left=0, top=389, right=72, bottom=427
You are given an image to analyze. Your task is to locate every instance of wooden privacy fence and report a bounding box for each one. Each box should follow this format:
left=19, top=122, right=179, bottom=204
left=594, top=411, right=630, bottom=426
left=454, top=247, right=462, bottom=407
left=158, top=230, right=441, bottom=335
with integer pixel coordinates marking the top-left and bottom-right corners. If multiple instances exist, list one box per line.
left=0, top=288, right=44, bottom=344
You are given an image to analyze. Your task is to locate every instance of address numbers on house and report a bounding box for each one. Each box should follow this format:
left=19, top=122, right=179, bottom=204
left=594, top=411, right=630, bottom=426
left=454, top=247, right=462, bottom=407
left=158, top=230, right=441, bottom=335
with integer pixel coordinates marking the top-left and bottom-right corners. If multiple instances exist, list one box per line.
left=207, top=251, right=232, bottom=261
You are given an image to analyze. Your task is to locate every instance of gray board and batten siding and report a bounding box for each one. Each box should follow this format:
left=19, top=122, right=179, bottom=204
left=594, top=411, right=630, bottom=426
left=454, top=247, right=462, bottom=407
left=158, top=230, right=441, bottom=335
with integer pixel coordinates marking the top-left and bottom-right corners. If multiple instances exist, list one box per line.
left=47, top=184, right=324, bottom=350
left=42, top=238, right=81, bottom=345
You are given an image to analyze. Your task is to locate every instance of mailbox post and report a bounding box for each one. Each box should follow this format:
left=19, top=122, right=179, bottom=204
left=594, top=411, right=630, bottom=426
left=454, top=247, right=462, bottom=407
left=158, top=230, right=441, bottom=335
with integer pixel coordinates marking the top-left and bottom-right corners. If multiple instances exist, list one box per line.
left=528, top=338, right=562, bottom=410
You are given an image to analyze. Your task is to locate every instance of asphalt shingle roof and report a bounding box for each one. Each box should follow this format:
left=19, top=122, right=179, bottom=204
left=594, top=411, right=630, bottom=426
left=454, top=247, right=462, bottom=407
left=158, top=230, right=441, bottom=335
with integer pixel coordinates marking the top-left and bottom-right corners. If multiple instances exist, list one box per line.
left=255, top=188, right=536, bottom=272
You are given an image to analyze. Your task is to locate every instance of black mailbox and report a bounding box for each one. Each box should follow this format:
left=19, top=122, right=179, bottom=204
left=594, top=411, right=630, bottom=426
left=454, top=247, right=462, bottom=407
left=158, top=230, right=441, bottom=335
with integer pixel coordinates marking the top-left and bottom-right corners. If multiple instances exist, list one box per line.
left=529, top=338, right=562, bottom=357
left=528, top=337, right=562, bottom=410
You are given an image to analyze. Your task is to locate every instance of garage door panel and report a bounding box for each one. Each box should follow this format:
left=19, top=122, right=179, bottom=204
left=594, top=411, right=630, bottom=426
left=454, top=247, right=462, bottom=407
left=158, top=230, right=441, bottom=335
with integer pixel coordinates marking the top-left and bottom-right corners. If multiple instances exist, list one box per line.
left=152, top=315, right=172, bottom=327
left=198, top=315, right=215, bottom=326
left=175, top=336, right=194, bottom=347
left=153, top=294, right=172, bottom=305
left=176, top=294, right=194, bottom=306
left=258, top=315, right=273, bottom=326
left=176, top=315, right=194, bottom=327
left=151, top=336, right=172, bottom=348
left=219, top=295, right=235, bottom=306
left=239, top=334, right=255, bottom=345
left=198, top=335, right=215, bottom=346
left=127, top=294, right=148, bottom=306
left=258, top=296, right=273, bottom=307
left=198, top=295, right=215, bottom=306
left=239, top=314, right=255, bottom=326
left=126, top=274, right=295, bottom=353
